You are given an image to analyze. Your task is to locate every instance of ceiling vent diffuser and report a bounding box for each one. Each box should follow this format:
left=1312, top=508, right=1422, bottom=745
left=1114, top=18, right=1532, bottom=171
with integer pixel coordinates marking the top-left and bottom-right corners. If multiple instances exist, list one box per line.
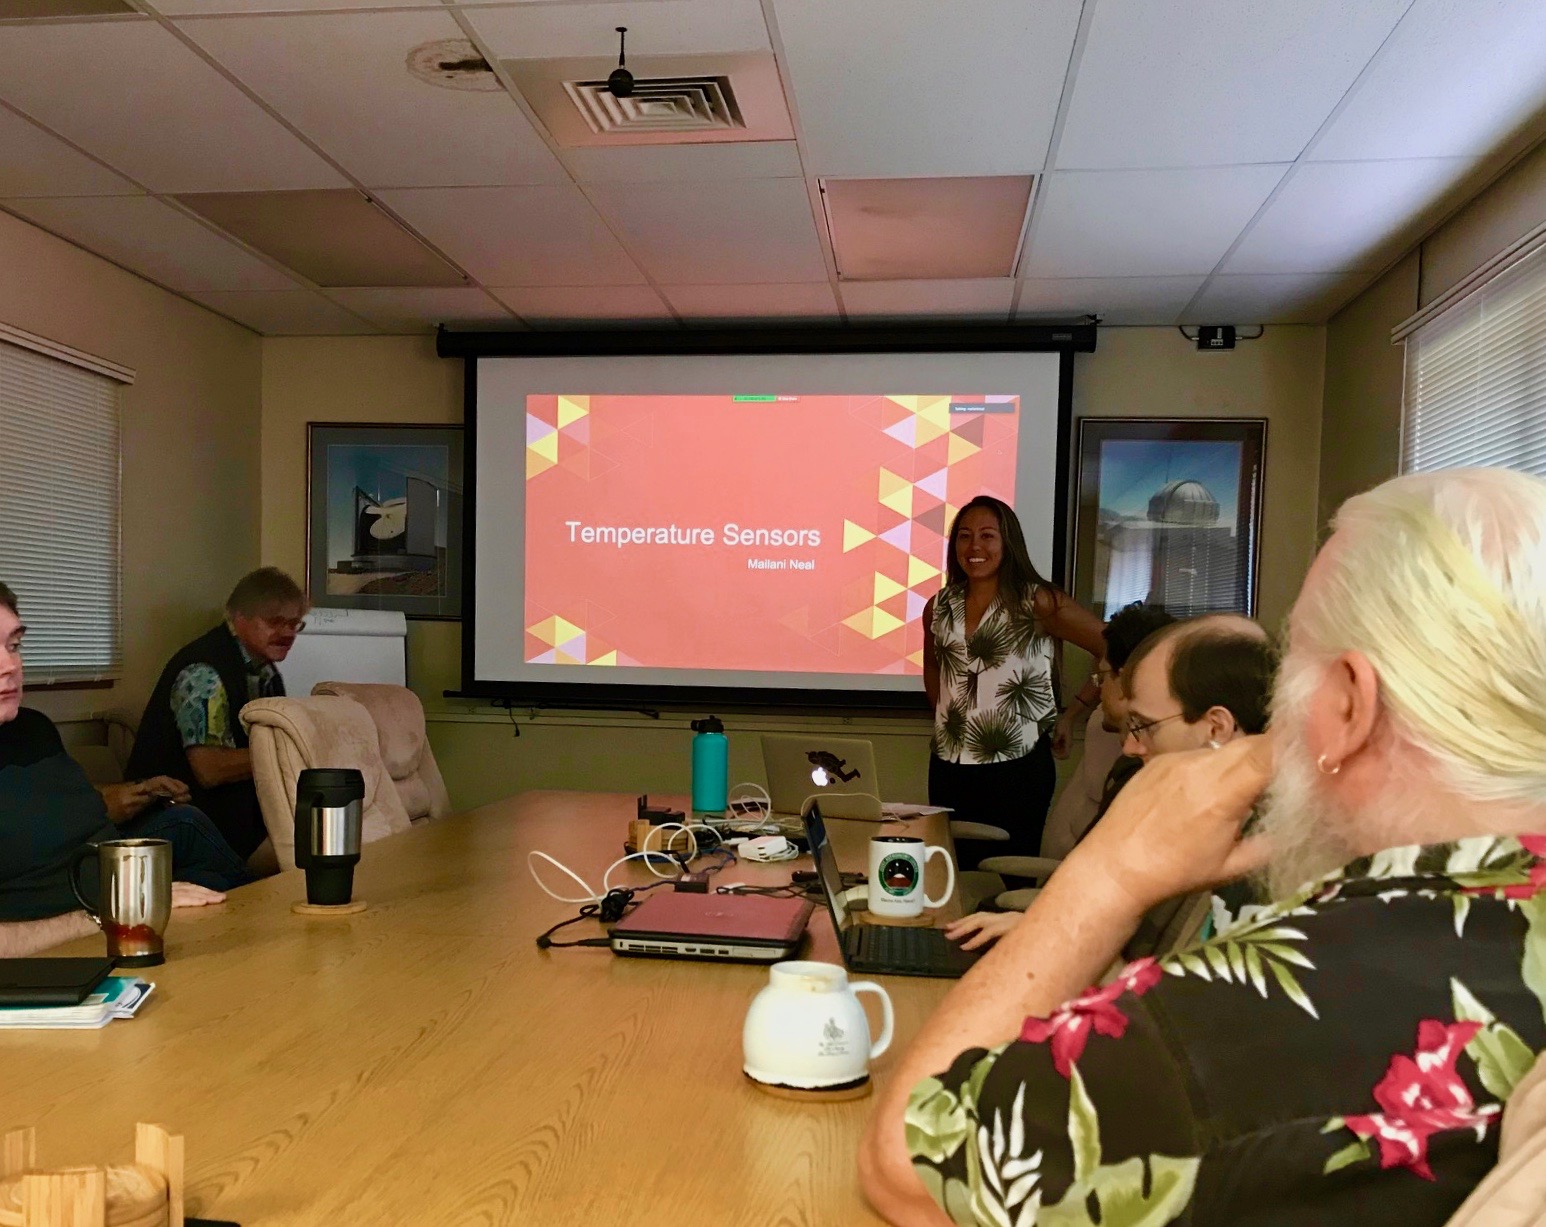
left=564, top=75, right=745, bottom=135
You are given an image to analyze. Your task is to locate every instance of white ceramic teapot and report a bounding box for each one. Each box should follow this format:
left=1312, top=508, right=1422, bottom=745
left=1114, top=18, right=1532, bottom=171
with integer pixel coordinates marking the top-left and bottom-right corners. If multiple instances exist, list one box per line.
left=742, top=960, right=894, bottom=1091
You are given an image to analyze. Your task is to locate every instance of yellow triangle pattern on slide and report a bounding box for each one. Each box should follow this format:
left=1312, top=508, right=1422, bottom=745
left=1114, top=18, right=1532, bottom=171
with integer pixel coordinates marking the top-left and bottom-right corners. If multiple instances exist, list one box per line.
left=557, top=396, right=590, bottom=428
left=843, top=520, right=876, bottom=552
left=842, top=606, right=906, bottom=640
left=527, top=450, right=555, bottom=480
left=907, top=650, right=925, bottom=668
left=907, top=555, right=941, bottom=588
left=878, top=468, right=913, bottom=517
left=530, top=431, right=560, bottom=464
left=886, top=395, right=919, bottom=412
left=527, top=615, right=584, bottom=648
left=947, top=433, right=980, bottom=464
left=871, top=607, right=904, bottom=637
left=873, top=572, right=905, bottom=603
left=917, top=397, right=953, bottom=431
left=591, top=650, right=618, bottom=666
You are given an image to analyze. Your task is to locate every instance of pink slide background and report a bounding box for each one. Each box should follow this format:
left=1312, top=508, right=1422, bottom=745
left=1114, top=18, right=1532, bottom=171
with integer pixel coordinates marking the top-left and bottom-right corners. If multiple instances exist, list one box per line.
left=523, top=393, right=1019, bottom=676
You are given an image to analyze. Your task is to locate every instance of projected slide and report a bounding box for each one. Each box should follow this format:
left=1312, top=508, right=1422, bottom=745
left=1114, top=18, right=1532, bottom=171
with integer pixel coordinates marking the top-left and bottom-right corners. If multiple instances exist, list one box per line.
left=522, top=393, right=1020, bottom=677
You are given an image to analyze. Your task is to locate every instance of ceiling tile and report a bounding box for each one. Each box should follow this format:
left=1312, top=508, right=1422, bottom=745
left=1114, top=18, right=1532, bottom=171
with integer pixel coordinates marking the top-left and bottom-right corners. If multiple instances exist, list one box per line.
left=376, top=185, right=646, bottom=286
left=770, top=0, right=1082, bottom=177
left=824, top=176, right=1031, bottom=280
left=187, top=289, right=381, bottom=335
left=143, top=0, right=429, bottom=11
left=464, top=0, right=770, bottom=59
left=588, top=177, right=825, bottom=284
left=178, top=10, right=568, bottom=189
left=326, top=287, right=517, bottom=333
left=0, top=105, right=140, bottom=197
left=1185, top=272, right=1363, bottom=324
left=1057, top=0, right=1409, bottom=169
left=840, top=278, right=1014, bottom=321
left=564, top=141, right=803, bottom=184
left=176, top=189, right=466, bottom=287
left=0, top=0, right=133, bottom=16
left=1016, top=276, right=1206, bottom=326
left=661, top=282, right=838, bottom=323
left=1024, top=166, right=1289, bottom=278
left=1311, top=0, right=1546, bottom=161
left=489, top=285, right=676, bottom=327
left=0, top=20, right=345, bottom=193
left=1223, top=158, right=1475, bottom=275
left=1, top=195, right=301, bottom=292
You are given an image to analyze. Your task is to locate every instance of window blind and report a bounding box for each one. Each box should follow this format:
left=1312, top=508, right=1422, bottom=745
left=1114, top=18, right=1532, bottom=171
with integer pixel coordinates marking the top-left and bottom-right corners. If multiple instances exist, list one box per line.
left=0, top=337, right=123, bottom=683
left=1402, top=241, right=1546, bottom=477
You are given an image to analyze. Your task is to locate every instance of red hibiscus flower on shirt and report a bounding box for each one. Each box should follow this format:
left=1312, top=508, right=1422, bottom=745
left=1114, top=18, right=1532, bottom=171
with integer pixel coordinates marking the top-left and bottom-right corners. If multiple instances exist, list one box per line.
left=1020, top=957, right=1164, bottom=1078
left=1342, top=1019, right=1499, bottom=1180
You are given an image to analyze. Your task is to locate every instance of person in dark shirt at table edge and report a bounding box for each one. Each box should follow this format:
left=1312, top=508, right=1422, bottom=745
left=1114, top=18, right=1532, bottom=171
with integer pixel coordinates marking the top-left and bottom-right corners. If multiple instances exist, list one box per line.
left=0, top=582, right=247, bottom=958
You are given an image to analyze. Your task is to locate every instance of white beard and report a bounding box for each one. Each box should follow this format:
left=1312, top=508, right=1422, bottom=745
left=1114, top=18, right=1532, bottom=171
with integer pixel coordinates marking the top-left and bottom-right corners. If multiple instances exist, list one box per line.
left=1256, top=652, right=1358, bottom=900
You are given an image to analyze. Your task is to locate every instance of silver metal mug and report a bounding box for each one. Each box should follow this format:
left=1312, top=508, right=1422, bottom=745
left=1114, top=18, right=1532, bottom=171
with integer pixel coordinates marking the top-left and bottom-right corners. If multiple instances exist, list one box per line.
left=68, top=838, right=173, bottom=966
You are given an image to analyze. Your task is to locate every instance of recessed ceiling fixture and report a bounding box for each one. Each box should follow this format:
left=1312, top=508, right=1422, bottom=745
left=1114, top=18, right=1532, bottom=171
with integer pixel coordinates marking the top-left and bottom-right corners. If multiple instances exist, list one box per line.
left=406, top=39, right=501, bottom=93
left=565, top=74, right=744, bottom=136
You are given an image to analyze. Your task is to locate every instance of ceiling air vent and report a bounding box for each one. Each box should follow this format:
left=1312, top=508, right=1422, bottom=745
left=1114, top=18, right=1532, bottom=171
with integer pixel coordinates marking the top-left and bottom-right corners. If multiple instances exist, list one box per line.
left=563, top=75, right=745, bottom=136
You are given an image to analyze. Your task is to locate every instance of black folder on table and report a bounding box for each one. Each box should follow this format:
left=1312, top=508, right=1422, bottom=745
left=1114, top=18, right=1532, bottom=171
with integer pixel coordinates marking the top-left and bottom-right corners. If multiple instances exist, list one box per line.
left=0, top=957, right=114, bottom=1006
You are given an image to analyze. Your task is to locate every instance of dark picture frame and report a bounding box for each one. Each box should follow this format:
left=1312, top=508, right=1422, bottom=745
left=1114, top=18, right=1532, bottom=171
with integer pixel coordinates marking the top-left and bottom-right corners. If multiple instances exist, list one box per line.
left=305, top=423, right=464, bottom=620
left=1072, top=418, right=1266, bottom=620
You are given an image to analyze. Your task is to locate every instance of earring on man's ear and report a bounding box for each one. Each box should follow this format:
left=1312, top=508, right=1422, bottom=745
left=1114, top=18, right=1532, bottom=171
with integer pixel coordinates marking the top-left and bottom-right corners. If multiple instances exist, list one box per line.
left=1316, top=754, right=1341, bottom=776
left=1207, top=739, right=1221, bottom=750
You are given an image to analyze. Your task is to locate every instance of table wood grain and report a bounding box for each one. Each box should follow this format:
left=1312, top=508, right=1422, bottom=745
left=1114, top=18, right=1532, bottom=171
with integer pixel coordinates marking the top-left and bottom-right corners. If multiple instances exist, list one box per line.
left=0, top=793, right=958, bottom=1226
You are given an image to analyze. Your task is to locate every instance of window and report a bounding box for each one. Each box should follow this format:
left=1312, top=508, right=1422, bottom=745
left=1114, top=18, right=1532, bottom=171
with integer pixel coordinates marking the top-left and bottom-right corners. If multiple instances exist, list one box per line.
left=1402, top=240, right=1546, bottom=477
left=0, top=327, right=129, bottom=684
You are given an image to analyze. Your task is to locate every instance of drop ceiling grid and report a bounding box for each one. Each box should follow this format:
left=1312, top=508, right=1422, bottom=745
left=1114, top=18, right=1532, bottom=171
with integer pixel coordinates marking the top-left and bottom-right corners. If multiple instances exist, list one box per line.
left=0, top=18, right=346, bottom=193
left=1310, top=0, right=1546, bottom=161
left=1052, top=0, right=1413, bottom=170
left=457, top=0, right=772, bottom=60
left=767, top=0, right=1083, bottom=178
left=1222, top=157, right=1477, bottom=275
left=171, top=8, right=571, bottom=190
left=0, top=100, right=142, bottom=198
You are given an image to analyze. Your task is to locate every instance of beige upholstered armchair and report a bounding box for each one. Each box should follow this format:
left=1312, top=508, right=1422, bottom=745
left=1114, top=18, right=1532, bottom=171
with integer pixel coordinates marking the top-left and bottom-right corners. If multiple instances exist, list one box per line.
left=309, top=681, right=450, bottom=823
left=240, top=695, right=413, bottom=871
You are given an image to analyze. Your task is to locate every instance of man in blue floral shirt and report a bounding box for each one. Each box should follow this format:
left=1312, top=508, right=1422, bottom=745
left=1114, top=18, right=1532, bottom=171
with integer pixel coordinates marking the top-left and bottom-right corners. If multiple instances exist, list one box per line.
left=860, top=468, right=1546, bottom=1226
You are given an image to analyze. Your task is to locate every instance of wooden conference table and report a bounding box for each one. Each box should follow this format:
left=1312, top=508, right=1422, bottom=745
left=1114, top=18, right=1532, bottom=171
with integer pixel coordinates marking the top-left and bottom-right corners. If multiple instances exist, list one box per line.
left=2, top=792, right=960, bottom=1226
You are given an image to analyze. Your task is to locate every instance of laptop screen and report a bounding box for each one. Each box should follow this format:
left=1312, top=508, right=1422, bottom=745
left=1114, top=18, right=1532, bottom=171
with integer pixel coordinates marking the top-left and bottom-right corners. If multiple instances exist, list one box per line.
left=805, top=806, right=852, bottom=932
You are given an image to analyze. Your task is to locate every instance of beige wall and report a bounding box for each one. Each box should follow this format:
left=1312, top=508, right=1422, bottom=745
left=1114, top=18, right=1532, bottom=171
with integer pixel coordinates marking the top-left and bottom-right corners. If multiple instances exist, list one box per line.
left=0, top=210, right=262, bottom=727
left=260, top=328, right=1327, bottom=808
left=1321, top=139, right=1546, bottom=515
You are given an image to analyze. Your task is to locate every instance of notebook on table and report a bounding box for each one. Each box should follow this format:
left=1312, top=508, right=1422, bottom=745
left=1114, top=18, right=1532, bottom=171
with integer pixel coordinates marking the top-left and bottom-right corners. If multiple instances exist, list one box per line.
left=0, top=957, right=114, bottom=1006
left=803, top=806, right=980, bottom=980
left=610, top=891, right=814, bottom=964
left=761, top=734, right=884, bottom=821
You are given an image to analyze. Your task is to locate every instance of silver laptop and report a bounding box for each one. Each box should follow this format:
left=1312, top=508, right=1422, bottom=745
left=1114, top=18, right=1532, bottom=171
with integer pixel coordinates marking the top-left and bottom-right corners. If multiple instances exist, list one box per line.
left=761, top=734, right=884, bottom=821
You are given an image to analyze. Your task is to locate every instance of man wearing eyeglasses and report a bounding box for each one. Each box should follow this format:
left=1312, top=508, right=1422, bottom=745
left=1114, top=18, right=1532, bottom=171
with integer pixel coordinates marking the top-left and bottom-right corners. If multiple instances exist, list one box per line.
left=126, top=568, right=308, bottom=862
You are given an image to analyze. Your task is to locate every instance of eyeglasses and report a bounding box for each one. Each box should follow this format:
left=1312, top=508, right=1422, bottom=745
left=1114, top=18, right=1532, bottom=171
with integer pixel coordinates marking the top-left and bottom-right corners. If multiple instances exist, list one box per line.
left=1125, top=712, right=1187, bottom=742
left=260, top=615, right=307, bottom=634
left=1091, top=664, right=1117, bottom=684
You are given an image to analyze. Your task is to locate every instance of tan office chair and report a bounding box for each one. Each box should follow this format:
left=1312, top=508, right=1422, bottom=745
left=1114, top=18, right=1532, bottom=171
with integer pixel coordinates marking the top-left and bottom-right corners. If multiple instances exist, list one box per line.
left=1446, top=1052, right=1546, bottom=1225
left=309, top=681, right=450, bottom=823
left=240, top=695, right=412, bottom=870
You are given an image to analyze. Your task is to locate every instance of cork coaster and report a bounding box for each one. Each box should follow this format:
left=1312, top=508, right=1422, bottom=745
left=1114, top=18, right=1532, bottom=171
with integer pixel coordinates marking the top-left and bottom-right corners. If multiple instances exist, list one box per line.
left=745, top=1074, right=872, bottom=1102
left=291, top=900, right=368, bottom=917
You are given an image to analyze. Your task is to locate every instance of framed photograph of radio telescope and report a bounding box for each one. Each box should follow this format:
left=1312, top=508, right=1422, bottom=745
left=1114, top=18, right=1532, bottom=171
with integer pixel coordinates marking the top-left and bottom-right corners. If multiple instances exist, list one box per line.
left=306, top=423, right=464, bottom=620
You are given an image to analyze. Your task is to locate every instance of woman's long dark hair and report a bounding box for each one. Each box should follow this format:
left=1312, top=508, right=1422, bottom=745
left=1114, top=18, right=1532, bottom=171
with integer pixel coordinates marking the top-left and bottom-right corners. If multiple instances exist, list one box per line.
left=944, top=495, right=1049, bottom=606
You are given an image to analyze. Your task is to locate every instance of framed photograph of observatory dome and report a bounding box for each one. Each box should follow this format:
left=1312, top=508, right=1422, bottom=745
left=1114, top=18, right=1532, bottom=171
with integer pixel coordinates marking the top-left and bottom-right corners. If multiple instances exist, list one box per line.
left=306, top=423, right=464, bottom=620
left=1071, top=418, right=1266, bottom=621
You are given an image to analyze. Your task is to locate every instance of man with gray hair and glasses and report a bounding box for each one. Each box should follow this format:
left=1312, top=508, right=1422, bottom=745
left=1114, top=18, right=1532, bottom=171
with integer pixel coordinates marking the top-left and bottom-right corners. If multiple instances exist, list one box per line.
left=127, top=567, right=306, bottom=862
left=862, top=468, right=1546, bottom=1226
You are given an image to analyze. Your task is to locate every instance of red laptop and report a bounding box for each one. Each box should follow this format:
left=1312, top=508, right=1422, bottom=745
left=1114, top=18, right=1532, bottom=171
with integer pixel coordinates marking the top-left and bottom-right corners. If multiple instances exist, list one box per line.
left=610, top=891, right=813, bottom=963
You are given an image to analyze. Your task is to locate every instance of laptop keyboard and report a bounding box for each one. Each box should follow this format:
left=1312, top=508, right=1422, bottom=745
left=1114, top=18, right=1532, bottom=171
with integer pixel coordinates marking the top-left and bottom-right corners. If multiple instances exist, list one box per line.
left=848, top=923, right=977, bottom=976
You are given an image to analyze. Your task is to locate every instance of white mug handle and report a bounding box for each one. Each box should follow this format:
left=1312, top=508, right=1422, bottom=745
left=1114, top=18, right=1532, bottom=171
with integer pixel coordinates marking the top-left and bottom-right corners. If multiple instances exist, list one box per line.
left=923, top=843, right=956, bottom=908
left=851, top=980, right=894, bottom=1060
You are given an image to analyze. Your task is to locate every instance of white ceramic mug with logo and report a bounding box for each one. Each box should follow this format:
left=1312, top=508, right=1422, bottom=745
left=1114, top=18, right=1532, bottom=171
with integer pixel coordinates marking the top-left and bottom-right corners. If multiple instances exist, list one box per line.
left=742, top=960, right=894, bottom=1091
left=867, top=835, right=955, bottom=918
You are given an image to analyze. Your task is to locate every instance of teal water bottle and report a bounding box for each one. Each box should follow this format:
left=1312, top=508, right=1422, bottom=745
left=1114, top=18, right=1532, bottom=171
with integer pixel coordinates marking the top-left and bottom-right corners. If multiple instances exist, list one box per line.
left=690, top=716, right=729, bottom=814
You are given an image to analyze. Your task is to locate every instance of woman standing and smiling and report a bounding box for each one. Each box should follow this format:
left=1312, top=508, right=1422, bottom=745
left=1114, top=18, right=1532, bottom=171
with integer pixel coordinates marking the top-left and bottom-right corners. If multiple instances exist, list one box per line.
left=924, top=495, right=1106, bottom=858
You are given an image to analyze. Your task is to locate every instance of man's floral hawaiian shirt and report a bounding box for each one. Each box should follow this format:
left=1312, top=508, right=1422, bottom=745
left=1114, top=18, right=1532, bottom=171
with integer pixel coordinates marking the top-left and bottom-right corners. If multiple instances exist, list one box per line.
left=905, top=835, right=1546, bottom=1226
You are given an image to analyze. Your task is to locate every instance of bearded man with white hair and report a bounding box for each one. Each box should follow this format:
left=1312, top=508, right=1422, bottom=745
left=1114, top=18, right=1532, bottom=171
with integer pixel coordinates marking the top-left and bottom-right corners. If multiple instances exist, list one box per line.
left=860, top=467, right=1546, bottom=1227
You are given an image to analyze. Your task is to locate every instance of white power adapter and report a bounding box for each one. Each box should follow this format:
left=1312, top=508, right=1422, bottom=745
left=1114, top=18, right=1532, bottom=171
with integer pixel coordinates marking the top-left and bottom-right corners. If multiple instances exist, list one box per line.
left=729, top=834, right=799, bottom=863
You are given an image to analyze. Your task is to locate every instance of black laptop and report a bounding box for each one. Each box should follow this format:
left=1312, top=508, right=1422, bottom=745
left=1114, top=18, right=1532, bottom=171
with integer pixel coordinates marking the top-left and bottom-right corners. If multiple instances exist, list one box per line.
left=803, top=807, right=980, bottom=979
left=0, top=957, right=114, bottom=1006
